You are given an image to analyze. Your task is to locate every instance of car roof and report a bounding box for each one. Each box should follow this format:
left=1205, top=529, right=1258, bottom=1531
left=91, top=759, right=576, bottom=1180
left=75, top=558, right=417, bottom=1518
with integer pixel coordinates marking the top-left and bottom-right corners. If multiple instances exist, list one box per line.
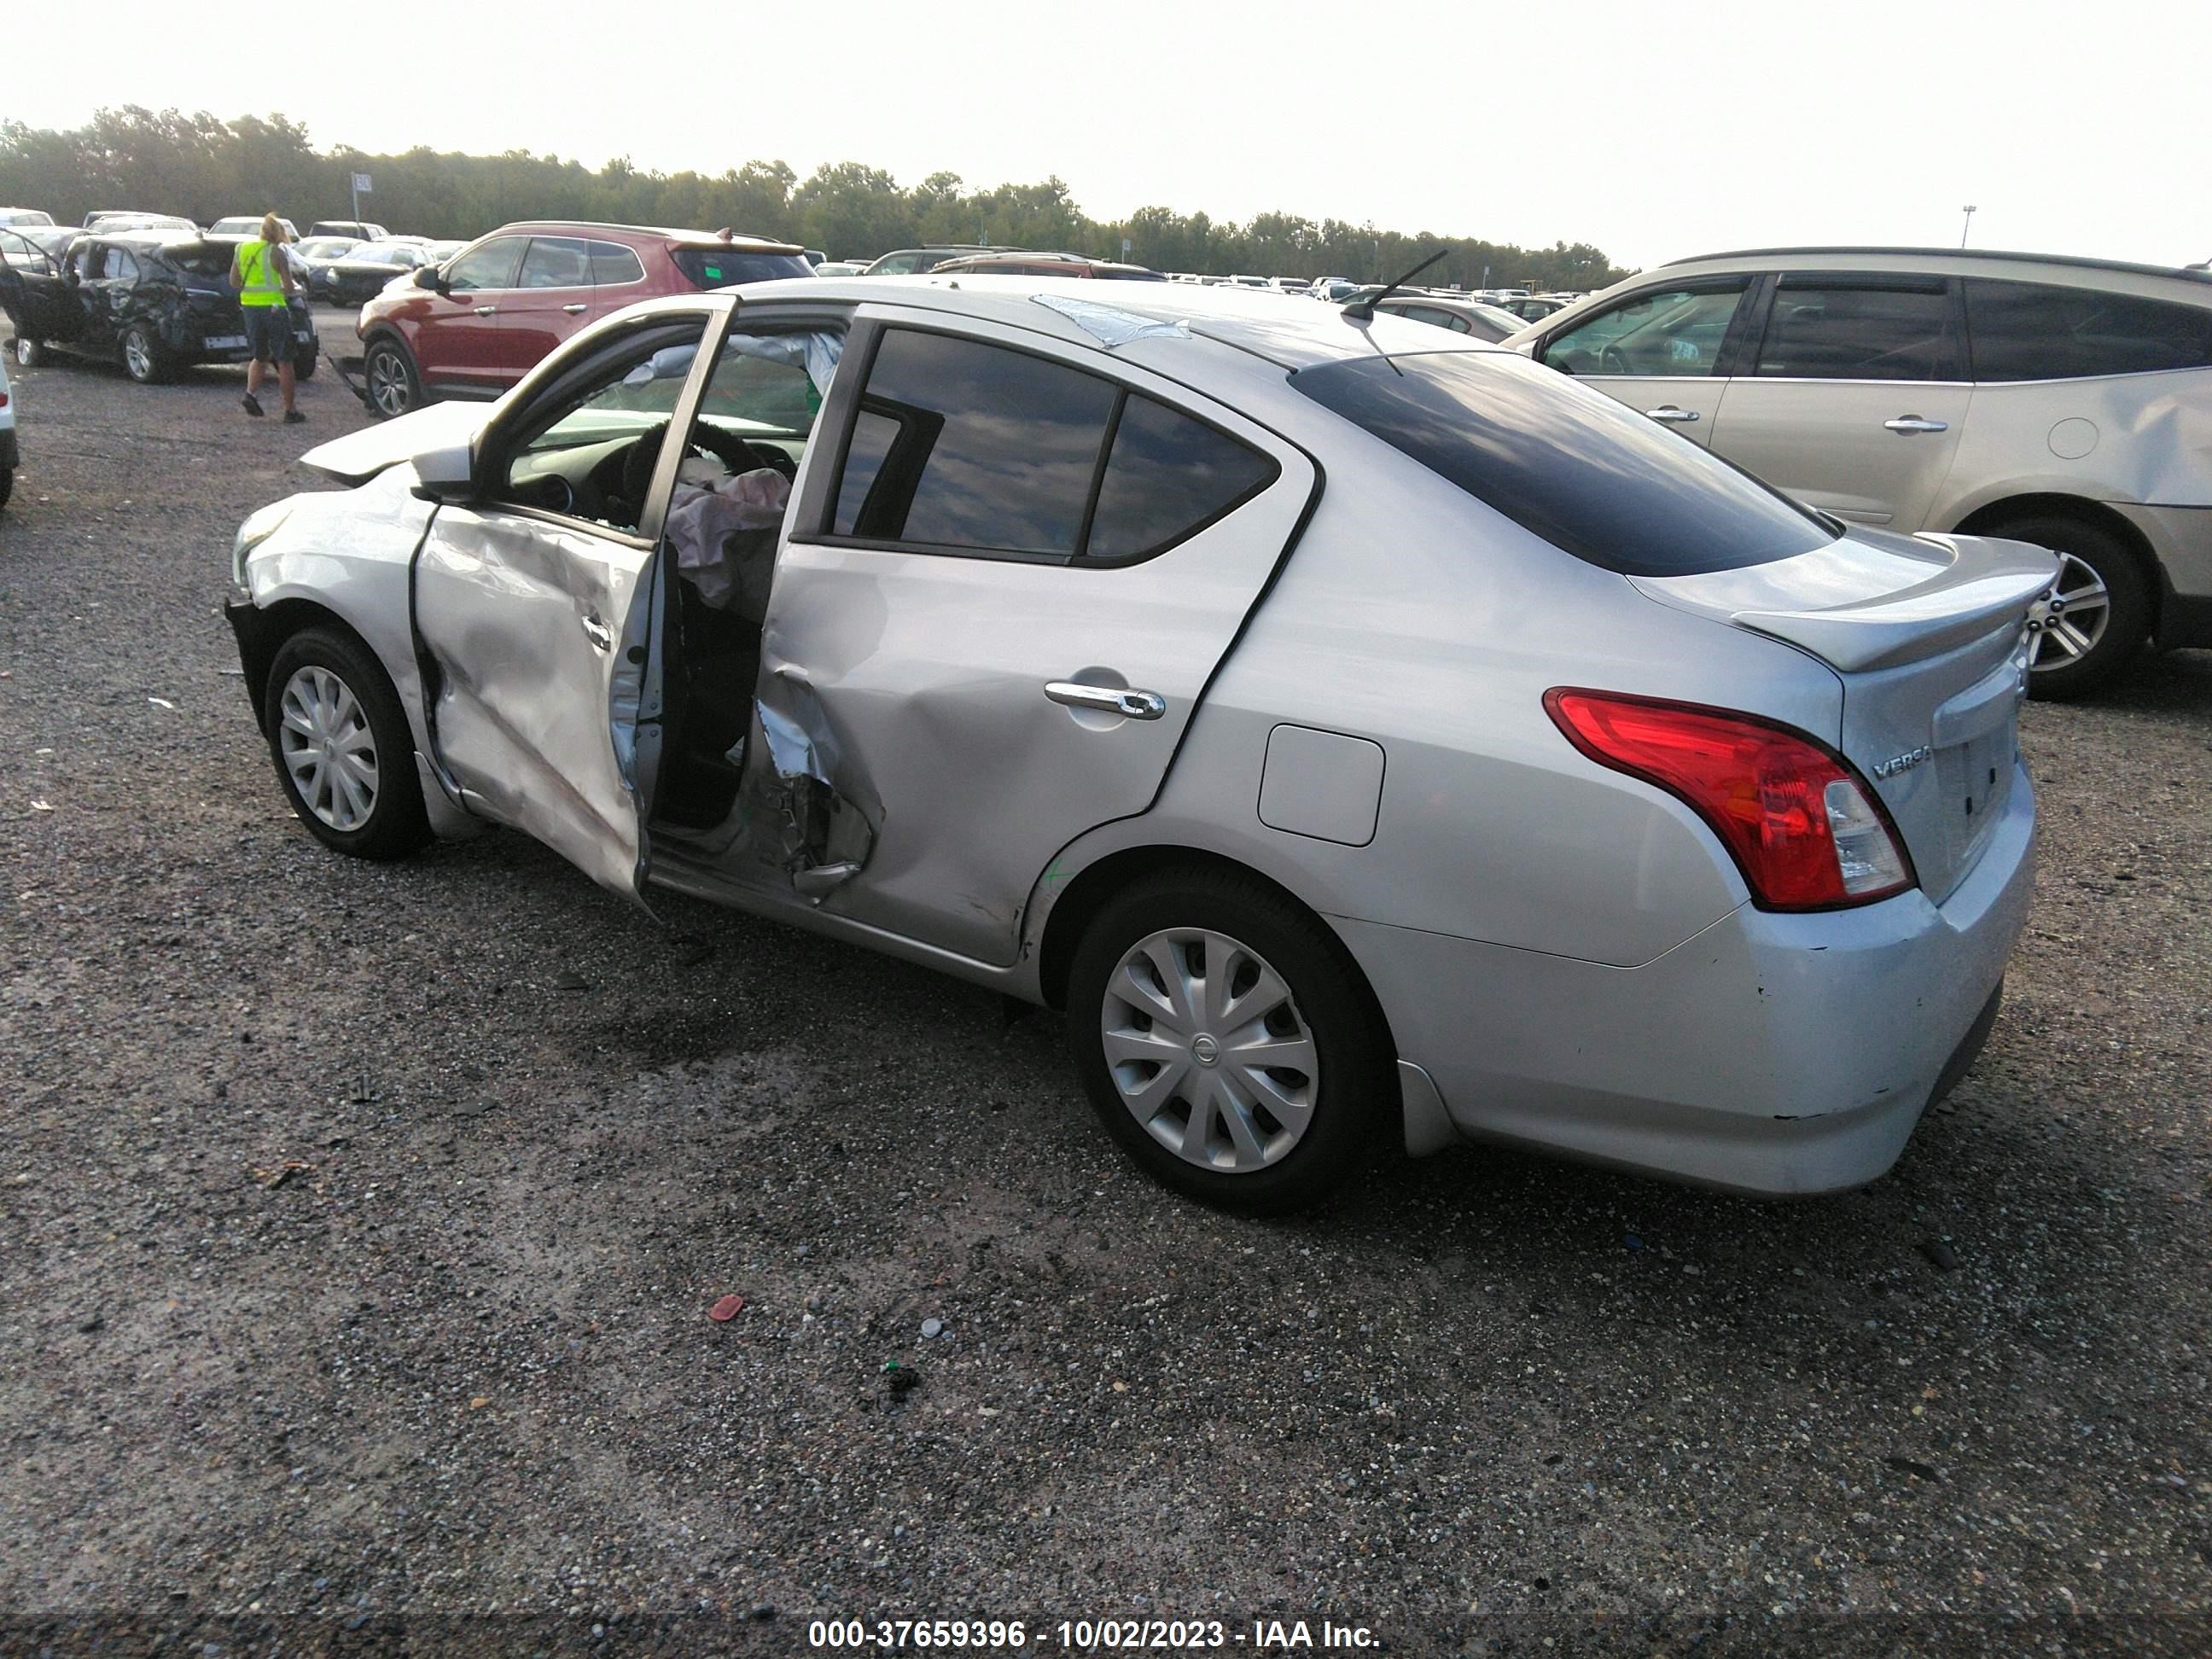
left=728, top=272, right=1501, bottom=370
left=1666, top=245, right=2212, bottom=288
left=486, top=219, right=801, bottom=253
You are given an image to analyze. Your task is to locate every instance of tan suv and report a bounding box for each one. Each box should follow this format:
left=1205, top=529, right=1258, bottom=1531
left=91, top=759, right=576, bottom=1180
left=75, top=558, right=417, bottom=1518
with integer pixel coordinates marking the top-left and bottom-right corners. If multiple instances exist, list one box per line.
left=1506, top=247, right=2212, bottom=694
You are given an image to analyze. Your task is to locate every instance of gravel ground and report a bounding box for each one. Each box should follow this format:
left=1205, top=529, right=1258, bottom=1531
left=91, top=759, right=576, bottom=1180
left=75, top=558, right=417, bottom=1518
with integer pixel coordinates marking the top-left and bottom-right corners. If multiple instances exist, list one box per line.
left=1, top=317, right=2208, bottom=1656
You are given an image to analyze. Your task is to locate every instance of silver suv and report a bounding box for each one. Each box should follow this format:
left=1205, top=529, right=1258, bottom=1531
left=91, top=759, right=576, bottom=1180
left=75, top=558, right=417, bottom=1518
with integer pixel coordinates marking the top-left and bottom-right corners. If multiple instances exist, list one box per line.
left=1507, top=247, right=2212, bottom=694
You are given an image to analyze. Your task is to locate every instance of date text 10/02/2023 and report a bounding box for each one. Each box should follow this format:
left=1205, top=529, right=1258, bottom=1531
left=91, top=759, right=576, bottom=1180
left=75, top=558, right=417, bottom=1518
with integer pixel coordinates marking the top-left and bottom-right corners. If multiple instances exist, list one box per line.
left=806, top=1618, right=1381, bottom=1650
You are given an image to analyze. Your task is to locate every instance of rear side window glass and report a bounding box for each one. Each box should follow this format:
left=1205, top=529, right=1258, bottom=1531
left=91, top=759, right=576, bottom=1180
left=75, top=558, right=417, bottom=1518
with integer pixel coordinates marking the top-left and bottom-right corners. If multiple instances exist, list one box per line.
left=1085, top=394, right=1278, bottom=562
left=111, top=250, right=141, bottom=282
left=590, top=241, right=647, bottom=286
left=834, top=329, right=1118, bottom=555
left=1965, top=279, right=2212, bottom=380
left=672, top=248, right=814, bottom=288
left=1755, top=285, right=1956, bottom=381
left=1291, top=349, right=1834, bottom=577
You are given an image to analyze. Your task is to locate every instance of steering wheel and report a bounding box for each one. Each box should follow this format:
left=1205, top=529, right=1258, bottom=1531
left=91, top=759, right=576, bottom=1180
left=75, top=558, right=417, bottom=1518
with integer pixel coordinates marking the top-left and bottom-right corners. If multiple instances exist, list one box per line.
left=620, top=421, right=794, bottom=513
left=1599, top=343, right=1635, bottom=376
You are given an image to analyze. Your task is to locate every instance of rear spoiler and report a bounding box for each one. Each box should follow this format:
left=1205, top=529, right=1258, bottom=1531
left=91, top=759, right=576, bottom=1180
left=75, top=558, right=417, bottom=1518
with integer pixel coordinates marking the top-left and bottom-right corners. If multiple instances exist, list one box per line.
left=1725, top=536, right=2057, bottom=672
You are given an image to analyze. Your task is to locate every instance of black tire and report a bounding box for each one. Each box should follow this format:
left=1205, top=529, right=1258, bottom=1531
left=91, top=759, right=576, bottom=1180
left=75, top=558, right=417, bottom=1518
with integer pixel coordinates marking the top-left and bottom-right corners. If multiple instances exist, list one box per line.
left=294, top=345, right=318, bottom=381
left=262, top=626, right=431, bottom=861
left=0, top=467, right=12, bottom=510
left=120, top=325, right=169, bottom=385
left=362, top=335, right=422, bottom=421
left=11, top=335, right=41, bottom=369
left=1065, top=868, right=1394, bottom=1214
left=1982, top=511, right=2152, bottom=699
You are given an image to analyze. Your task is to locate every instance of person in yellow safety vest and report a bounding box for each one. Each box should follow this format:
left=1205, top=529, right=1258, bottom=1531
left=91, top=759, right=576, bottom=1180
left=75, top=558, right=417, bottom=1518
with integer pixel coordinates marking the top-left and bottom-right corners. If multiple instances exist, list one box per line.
left=229, top=212, right=305, bottom=424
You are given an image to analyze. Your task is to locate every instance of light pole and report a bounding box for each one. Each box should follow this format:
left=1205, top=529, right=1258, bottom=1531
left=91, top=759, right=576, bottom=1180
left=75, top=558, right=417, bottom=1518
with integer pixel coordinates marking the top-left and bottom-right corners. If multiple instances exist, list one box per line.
left=1960, top=205, right=1976, bottom=248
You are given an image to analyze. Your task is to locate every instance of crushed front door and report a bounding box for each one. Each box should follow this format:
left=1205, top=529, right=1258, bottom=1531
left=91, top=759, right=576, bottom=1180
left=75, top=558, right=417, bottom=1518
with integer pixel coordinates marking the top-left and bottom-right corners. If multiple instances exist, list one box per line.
left=409, top=311, right=721, bottom=899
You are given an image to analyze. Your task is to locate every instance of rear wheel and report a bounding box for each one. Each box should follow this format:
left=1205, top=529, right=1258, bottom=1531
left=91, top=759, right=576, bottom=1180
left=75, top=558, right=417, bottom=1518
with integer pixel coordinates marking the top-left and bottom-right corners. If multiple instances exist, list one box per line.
left=121, top=325, right=168, bottom=385
left=0, top=467, right=12, bottom=510
left=1065, top=869, right=1394, bottom=1213
left=263, top=627, right=431, bottom=860
left=363, top=336, right=422, bottom=420
left=1985, top=512, right=2151, bottom=699
left=11, top=335, right=41, bottom=368
left=294, top=343, right=318, bottom=380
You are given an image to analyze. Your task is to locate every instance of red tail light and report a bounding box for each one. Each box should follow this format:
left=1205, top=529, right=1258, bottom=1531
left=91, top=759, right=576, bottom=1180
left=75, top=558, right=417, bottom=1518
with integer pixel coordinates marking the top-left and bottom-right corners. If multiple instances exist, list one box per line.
left=1544, top=688, right=1915, bottom=911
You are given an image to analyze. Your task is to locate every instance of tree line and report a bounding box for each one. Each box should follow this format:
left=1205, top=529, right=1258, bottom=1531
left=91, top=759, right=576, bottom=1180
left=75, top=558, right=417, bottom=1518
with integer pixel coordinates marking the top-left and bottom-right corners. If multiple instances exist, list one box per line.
left=0, top=108, right=1633, bottom=290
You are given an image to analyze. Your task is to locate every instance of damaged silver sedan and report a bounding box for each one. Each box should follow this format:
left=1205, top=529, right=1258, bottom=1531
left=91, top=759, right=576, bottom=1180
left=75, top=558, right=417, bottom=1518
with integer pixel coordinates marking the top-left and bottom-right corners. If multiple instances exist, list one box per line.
left=227, top=278, right=2053, bottom=1211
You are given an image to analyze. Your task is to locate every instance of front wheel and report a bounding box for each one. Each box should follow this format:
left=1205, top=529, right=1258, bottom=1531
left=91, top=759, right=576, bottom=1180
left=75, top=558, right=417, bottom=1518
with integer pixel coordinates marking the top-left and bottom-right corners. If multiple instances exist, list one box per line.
left=1065, top=870, right=1394, bottom=1213
left=121, top=325, right=168, bottom=385
left=262, top=627, right=431, bottom=860
left=1988, top=513, right=2152, bottom=699
left=294, top=344, right=318, bottom=380
left=362, top=336, right=422, bottom=420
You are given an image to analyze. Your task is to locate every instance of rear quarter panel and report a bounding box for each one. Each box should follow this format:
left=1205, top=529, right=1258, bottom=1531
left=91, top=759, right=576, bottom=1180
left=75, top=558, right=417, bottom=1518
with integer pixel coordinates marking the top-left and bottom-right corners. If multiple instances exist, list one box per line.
left=1937, top=366, right=2212, bottom=525
left=1030, top=401, right=1847, bottom=972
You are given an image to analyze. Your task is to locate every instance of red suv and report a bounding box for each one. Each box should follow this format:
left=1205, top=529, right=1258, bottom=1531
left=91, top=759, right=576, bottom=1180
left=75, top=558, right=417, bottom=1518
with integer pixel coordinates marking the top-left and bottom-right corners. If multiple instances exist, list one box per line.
left=354, top=220, right=810, bottom=418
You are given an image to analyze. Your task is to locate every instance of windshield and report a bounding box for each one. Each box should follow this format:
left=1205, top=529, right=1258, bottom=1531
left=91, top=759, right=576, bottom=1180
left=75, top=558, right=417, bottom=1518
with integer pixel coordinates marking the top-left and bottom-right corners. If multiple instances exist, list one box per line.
left=1291, top=349, right=1835, bottom=577
left=672, top=247, right=813, bottom=288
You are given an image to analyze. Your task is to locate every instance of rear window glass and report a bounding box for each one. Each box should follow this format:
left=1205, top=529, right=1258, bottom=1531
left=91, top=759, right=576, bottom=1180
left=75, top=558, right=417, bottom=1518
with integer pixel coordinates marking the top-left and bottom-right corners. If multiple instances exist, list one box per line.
left=1964, top=279, right=2212, bottom=381
left=1755, top=284, right=1957, bottom=381
left=672, top=248, right=813, bottom=288
left=1290, top=349, right=1834, bottom=577
left=834, top=329, right=1118, bottom=556
left=1085, top=395, right=1278, bottom=561
left=164, top=247, right=232, bottom=278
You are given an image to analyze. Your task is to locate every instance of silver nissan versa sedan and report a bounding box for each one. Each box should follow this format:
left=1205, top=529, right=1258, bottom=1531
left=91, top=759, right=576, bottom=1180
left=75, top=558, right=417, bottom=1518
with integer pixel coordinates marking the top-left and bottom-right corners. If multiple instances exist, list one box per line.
left=224, top=276, right=2054, bottom=1212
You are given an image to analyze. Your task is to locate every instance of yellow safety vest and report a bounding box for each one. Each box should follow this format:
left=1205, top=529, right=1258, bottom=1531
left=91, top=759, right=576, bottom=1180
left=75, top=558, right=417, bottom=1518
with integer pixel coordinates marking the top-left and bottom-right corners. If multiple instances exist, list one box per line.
left=237, top=240, right=288, bottom=307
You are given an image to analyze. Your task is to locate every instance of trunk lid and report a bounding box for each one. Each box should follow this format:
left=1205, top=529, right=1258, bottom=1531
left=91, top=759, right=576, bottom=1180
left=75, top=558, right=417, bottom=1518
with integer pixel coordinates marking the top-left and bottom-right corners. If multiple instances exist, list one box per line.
left=1633, top=527, right=2056, bottom=901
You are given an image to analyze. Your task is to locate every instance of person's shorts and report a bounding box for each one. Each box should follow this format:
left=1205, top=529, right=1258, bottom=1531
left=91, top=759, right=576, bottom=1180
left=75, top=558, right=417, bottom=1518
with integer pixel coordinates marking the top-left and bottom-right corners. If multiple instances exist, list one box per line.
left=242, top=305, right=295, bottom=364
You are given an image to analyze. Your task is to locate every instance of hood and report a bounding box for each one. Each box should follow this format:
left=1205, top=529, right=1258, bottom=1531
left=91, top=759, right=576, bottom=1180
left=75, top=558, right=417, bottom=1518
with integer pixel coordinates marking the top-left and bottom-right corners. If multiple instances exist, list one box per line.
left=299, top=399, right=497, bottom=486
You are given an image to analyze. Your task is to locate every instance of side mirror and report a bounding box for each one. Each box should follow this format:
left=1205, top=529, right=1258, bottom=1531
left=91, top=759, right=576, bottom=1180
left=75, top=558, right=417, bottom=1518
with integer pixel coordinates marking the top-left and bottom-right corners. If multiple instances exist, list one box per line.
left=413, top=265, right=445, bottom=293
left=410, top=443, right=475, bottom=504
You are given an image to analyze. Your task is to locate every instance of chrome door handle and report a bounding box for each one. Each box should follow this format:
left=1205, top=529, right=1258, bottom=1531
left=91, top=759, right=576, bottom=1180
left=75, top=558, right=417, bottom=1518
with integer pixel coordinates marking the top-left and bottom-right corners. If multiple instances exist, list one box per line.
left=1645, top=405, right=1700, bottom=423
left=580, top=614, right=613, bottom=652
left=562, top=302, right=587, bottom=314
left=474, top=304, right=498, bottom=317
left=1045, top=681, right=1166, bottom=720
left=1883, top=416, right=1948, bottom=434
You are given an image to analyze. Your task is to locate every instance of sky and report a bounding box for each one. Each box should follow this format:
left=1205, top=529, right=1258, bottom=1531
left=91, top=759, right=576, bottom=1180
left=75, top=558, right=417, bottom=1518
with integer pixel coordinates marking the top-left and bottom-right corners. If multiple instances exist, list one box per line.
left=9, top=0, right=2206, bottom=272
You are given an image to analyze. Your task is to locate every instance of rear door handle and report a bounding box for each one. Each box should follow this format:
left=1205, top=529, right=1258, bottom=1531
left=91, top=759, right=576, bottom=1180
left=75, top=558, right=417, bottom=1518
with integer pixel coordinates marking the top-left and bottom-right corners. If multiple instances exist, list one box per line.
left=1045, top=681, right=1166, bottom=720
left=1883, top=416, right=1949, bottom=434
left=474, top=304, right=498, bottom=317
left=562, top=302, right=587, bottom=314
left=1645, top=405, right=1700, bottom=423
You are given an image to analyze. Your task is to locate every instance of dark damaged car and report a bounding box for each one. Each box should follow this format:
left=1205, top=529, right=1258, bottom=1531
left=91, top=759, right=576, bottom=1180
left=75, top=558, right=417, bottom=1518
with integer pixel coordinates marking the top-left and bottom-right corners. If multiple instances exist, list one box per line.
left=3, top=232, right=317, bottom=381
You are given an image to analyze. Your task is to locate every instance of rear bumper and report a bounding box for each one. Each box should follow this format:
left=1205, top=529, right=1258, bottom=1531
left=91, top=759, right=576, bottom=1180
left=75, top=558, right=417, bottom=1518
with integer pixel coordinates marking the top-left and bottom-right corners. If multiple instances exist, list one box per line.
left=1338, top=760, right=2036, bottom=1196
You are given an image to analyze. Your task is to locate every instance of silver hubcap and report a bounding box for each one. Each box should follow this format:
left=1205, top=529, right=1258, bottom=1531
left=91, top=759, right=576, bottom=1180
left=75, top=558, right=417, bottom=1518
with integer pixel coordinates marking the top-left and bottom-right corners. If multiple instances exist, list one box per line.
left=367, top=350, right=410, bottom=416
left=2024, top=550, right=2110, bottom=670
left=278, top=666, right=379, bottom=831
left=125, top=333, right=151, bottom=378
left=1100, top=928, right=1320, bottom=1173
